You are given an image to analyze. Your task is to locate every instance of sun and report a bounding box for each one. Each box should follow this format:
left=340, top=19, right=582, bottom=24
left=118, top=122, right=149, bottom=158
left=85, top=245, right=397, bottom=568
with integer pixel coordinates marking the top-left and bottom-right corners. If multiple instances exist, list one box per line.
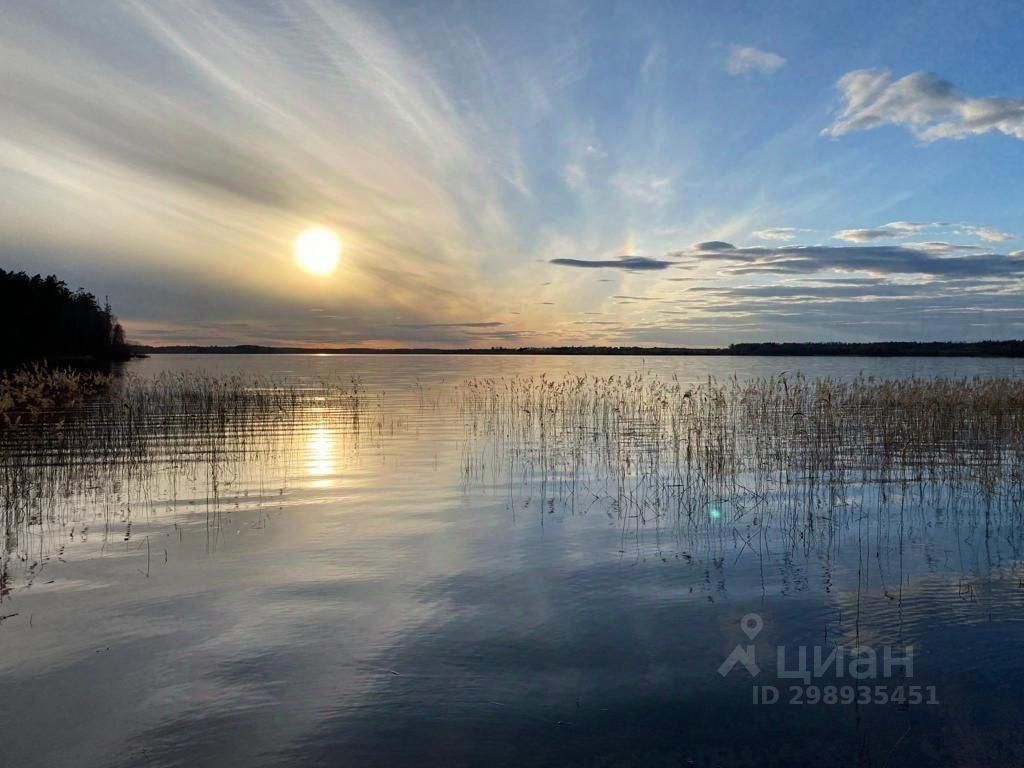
left=295, top=227, right=341, bottom=276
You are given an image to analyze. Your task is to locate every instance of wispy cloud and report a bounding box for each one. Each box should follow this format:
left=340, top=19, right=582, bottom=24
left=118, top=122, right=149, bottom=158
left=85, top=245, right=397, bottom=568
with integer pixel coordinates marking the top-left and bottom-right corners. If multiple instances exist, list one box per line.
left=613, top=173, right=674, bottom=205
left=751, top=227, right=805, bottom=241
left=956, top=225, right=1015, bottom=242
left=2, top=3, right=1021, bottom=348
left=902, top=241, right=986, bottom=254
left=833, top=228, right=896, bottom=242
left=834, top=221, right=1014, bottom=244
left=564, top=163, right=587, bottom=189
left=883, top=221, right=935, bottom=233
left=0, top=0, right=547, bottom=345
left=726, top=46, right=786, bottom=76
left=679, top=278, right=1024, bottom=336
left=824, top=69, right=1024, bottom=141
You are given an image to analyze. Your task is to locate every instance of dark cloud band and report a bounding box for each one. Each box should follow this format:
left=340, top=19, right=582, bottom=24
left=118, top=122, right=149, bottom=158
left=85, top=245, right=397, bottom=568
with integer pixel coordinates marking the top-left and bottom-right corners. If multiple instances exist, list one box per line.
left=550, top=256, right=674, bottom=271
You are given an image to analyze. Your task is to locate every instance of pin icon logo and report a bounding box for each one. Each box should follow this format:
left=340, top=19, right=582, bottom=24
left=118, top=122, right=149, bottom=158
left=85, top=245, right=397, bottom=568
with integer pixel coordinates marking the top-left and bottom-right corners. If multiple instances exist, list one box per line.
left=718, top=613, right=763, bottom=677
left=741, top=613, right=763, bottom=640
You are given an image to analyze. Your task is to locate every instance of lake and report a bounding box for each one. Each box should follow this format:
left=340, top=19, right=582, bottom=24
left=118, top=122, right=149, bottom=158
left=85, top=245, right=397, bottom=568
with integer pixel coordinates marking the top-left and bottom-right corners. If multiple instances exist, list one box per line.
left=3, top=354, right=1024, bottom=767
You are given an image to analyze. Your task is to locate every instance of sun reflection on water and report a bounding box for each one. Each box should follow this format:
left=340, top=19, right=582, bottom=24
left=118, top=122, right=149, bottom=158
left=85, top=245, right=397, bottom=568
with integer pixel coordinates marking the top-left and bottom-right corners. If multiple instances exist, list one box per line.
left=306, top=425, right=336, bottom=488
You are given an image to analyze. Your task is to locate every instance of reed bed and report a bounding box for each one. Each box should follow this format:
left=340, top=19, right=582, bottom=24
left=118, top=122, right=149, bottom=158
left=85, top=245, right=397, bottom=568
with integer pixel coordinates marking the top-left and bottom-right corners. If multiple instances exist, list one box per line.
left=0, top=371, right=375, bottom=463
left=0, top=364, right=113, bottom=422
left=3, top=370, right=1024, bottom=594
left=462, top=376, right=1015, bottom=473
left=457, top=372, right=1024, bottom=482
left=455, top=373, right=1024, bottom=549
left=0, top=372, right=389, bottom=593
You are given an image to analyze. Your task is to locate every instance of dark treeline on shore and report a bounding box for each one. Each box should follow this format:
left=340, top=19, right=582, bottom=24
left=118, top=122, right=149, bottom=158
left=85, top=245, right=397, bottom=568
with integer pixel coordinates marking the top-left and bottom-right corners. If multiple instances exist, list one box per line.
left=2, top=269, right=131, bottom=365
left=724, top=341, right=1024, bottom=357
left=132, top=340, right=1024, bottom=358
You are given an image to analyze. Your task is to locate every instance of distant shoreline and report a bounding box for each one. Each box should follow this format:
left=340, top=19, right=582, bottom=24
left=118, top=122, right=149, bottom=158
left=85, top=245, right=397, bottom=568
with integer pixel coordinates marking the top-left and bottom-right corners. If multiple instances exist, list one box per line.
left=131, top=341, right=1024, bottom=358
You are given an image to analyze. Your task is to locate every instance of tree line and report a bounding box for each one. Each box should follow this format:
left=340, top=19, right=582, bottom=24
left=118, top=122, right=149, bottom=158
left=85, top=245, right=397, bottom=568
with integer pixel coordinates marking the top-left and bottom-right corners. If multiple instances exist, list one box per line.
left=1, top=269, right=130, bottom=364
left=132, top=341, right=1024, bottom=357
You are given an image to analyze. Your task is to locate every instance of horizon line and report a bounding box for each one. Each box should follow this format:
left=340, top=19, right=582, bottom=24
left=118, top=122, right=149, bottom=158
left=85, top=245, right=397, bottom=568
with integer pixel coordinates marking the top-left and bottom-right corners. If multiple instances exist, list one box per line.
left=129, top=340, right=1024, bottom=358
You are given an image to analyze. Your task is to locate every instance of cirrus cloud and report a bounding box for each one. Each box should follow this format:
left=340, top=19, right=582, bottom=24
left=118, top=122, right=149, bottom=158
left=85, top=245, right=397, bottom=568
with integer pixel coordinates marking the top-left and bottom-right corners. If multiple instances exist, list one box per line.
left=751, top=227, right=806, bottom=241
left=726, top=45, right=786, bottom=76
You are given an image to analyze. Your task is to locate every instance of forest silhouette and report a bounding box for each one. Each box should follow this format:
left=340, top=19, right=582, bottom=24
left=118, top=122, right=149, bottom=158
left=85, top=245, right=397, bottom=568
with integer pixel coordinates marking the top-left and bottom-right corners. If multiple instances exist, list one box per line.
left=1, top=269, right=130, bottom=364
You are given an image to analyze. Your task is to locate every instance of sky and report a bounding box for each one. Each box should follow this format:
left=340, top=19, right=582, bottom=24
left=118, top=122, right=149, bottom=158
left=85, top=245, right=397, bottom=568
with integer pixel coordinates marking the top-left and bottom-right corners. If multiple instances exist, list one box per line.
left=2, top=0, right=1024, bottom=348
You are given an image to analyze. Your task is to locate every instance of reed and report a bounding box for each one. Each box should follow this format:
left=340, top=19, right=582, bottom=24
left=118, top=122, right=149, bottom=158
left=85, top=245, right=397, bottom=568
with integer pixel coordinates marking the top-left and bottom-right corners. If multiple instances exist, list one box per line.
left=455, top=373, right=1024, bottom=544
left=0, top=364, right=113, bottom=422
left=0, top=371, right=385, bottom=592
left=3, top=370, right=1024, bottom=594
left=457, top=372, right=1024, bottom=483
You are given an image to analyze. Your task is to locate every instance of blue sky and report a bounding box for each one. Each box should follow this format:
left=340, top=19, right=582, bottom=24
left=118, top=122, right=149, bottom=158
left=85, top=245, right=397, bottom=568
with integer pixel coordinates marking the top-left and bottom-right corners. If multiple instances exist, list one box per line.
left=2, top=0, right=1023, bottom=346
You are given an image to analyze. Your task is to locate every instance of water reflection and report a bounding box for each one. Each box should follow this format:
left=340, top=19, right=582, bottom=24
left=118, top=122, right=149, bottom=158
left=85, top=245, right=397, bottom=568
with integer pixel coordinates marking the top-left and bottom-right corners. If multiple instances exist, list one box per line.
left=305, top=426, right=336, bottom=488
left=2, top=358, right=1024, bottom=767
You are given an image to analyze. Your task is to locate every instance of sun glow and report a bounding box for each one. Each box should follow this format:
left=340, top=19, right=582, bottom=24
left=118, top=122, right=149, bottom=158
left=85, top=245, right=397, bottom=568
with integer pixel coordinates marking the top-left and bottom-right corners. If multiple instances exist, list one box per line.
left=295, top=227, right=341, bottom=276
left=306, top=425, right=336, bottom=488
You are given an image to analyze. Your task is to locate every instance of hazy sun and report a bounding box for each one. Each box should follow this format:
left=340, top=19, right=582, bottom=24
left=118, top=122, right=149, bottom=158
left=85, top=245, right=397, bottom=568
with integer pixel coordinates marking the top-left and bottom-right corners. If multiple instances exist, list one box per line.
left=295, top=227, right=341, bottom=276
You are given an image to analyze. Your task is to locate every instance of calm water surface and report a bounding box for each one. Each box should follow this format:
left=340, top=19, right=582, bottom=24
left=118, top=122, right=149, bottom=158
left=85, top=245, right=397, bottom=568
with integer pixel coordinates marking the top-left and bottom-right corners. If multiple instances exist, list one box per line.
left=3, top=354, right=1024, bottom=767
